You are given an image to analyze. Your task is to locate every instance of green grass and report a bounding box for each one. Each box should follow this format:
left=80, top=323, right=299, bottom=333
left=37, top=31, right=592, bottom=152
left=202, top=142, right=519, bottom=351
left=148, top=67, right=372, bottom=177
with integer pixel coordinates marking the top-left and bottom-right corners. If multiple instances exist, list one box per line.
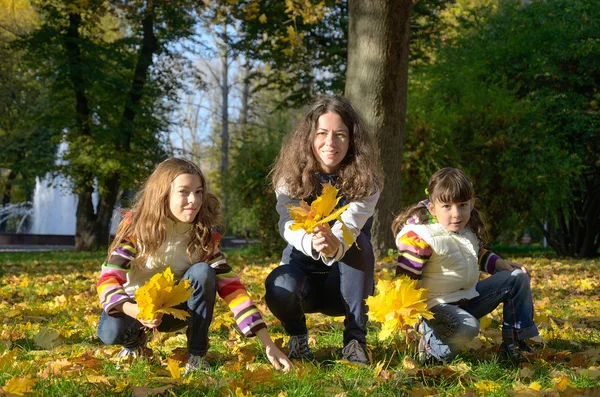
left=1, top=249, right=599, bottom=396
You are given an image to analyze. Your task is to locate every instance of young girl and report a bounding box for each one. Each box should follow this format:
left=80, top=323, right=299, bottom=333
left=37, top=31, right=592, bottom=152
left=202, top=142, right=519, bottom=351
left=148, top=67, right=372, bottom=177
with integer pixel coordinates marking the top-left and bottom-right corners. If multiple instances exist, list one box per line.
left=97, top=158, right=292, bottom=374
left=265, top=96, right=383, bottom=365
left=392, top=167, right=538, bottom=364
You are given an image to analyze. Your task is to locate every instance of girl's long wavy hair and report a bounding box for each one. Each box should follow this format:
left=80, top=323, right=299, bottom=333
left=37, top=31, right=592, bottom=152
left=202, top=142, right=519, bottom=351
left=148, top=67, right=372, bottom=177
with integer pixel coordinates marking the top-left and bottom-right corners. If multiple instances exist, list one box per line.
left=108, top=158, right=223, bottom=267
left=270, top=95, right=383, bottom=200
left=392, top=168, right=489, bottom=246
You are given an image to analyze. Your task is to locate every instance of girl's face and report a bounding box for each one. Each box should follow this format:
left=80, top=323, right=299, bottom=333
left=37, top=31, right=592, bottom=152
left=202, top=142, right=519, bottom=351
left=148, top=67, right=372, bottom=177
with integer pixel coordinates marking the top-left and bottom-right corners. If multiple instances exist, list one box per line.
left=168, top=173, right=203, bottom=223
left=428, top=198, right=474, bottom=233
left=312, top=112, right=350, bottom=174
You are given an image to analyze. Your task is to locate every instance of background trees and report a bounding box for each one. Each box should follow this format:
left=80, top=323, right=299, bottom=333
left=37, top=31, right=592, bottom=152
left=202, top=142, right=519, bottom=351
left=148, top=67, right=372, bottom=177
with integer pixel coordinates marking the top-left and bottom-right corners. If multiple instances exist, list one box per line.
left=1, top=0, right=598, bottom=258
left=403, top=0, right=600, bottom=257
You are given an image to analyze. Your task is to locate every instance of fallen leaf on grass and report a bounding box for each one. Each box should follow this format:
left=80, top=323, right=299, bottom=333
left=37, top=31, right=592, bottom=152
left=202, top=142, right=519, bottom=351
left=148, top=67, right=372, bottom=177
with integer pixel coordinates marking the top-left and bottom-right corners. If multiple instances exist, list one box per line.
left=403, top=355, right=418, bottom=375
left=85, top=374, right=117, bottom=384
left=132, top=385, right=173, bottom=397
left=234, top=387, right=256, bottom=397
left=408, top=386, right=439, bottom=396
left=1, top=375, right=36, bottom=396
left=519, top=366, right=535, bottom=379
left=576, top=366, right=600, bottom=380
left=552, top=376, right=570, bottom=391
left=473, top=380, right=500, bottom=394
left=33, top=327, right=61, bottom=350
left=0, top=351, right=17, bottom=371
left=166, top=358, right=181, bottom=380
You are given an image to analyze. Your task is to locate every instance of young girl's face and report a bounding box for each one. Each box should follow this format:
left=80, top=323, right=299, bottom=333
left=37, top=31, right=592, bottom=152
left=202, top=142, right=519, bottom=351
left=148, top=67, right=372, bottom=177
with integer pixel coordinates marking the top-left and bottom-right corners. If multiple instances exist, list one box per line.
left=428, top=199, right=474, bottom=233
left=312, top=112, right=349, bottom=174
left=168, top=173, right=203, bottom=223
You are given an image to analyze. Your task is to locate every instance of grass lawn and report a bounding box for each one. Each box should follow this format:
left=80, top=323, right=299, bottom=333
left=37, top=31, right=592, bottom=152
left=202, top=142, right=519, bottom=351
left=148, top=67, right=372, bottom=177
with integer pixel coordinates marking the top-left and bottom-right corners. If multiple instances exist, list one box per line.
left=0, top=247, right=599, bottom=396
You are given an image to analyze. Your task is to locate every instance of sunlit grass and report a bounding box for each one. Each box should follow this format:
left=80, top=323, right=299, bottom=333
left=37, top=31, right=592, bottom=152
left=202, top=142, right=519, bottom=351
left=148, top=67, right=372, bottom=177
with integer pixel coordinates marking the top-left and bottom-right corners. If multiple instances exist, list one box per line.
left=1, top=248, right=599, bottom=396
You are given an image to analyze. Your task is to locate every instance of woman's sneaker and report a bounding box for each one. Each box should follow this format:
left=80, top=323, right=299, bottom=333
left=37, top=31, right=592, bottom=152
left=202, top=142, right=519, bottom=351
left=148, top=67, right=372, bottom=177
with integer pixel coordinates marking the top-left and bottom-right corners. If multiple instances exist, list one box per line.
left=342, top=339, right=369, bottom=366
left=183, top=354, right=210, bottom=376
left=287, top=334, right=313, bottom=360
left=498, top=341, right=524, bottom=364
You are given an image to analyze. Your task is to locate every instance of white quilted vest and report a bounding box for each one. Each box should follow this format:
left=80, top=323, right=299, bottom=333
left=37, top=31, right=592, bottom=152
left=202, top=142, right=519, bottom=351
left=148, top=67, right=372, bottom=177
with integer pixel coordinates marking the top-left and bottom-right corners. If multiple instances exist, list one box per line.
left=401, top=223, right=481, bottom=308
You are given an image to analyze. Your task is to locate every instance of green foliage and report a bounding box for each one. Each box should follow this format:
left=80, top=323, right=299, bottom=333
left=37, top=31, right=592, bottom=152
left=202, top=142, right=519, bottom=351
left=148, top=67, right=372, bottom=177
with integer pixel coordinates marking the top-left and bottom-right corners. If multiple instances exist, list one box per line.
left=404, top=0, right=600, bottom=256
left=225, top=98, right=298, bottom=257
left=0, top=1, right=58, bottom=205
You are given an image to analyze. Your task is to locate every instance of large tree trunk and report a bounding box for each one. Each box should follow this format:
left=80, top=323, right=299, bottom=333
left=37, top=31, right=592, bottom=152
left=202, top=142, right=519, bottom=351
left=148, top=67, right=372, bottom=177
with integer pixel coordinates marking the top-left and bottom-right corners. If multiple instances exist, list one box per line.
left=345, top=0, right=412, bottom=257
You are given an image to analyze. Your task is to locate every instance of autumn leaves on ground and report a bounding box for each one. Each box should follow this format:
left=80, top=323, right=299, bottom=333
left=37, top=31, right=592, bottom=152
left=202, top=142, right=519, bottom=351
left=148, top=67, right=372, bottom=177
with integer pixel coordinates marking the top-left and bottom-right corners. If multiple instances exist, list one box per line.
left=1, top=249, right=599, bottom=397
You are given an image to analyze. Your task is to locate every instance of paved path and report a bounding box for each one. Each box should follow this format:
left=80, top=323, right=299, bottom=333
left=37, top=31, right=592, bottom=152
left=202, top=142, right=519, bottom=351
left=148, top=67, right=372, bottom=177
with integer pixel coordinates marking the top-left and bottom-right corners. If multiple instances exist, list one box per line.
left=0, top=245, right=74, bottom=252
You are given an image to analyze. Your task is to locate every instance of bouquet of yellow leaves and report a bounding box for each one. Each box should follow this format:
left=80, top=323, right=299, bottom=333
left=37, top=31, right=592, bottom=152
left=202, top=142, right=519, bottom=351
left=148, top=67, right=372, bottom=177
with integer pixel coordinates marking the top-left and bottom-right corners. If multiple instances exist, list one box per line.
left=366, top=275, right=434, bottom=340
left=287, top=183, right=354, bottom=246
left=134, top=267, right=192, bottom=321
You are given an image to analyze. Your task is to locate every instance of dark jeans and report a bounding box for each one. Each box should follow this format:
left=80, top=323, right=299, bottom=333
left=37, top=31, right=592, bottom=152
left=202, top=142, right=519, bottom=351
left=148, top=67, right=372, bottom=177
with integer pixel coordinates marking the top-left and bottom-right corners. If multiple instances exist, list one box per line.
left=97, top=262, right=217, bottom=356
left=265, top=232, right=374, bottom=346
left=422, top=268, right=539, bottom=361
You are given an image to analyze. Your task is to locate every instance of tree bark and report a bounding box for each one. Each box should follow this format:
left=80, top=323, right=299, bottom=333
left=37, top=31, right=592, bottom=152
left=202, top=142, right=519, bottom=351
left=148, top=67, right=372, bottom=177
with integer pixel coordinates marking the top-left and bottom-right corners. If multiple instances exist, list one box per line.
left=64, top=12, right=97, bottom=251
left=220, top=22, right=230, bottom=220
left=68, top=2, right=157, bottom=250
left=345, top=0, right=412, bottom=257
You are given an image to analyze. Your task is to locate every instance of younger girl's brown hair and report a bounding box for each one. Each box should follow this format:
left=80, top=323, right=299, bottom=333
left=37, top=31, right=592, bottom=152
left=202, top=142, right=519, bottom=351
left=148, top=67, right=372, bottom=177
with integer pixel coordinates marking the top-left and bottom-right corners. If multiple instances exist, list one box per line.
left=392, top=168, right=489, bottom=246
left=108, top=158, right=223, bottom=267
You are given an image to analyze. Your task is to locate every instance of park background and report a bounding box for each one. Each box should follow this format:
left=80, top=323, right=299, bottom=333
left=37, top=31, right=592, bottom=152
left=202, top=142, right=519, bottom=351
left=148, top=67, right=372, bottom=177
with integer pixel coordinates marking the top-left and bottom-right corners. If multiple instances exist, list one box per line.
left=0, top=0, right=599, bottom=396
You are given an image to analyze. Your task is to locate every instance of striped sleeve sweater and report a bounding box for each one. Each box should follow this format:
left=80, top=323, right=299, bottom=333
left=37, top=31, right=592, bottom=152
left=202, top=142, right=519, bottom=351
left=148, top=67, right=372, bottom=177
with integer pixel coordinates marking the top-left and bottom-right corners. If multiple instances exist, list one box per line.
left=396, top=230, right=499, bottom=279
left=97, top=232, right=266, bottom=337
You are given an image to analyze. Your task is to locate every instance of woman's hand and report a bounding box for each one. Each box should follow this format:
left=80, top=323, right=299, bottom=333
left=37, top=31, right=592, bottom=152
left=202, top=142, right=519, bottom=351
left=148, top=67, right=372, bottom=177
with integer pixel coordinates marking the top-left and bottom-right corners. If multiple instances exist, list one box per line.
left=495, top=259, right=530, bottom=276
left=255, top=328, right=292, bottom=371
left=120, top=302, right=164, bottom=329
left=312, top=224, right=340, bottom=258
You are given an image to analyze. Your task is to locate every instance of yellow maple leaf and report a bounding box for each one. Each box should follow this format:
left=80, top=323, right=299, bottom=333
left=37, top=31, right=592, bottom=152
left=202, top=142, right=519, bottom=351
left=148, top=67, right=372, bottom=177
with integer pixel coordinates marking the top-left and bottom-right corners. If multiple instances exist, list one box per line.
left=167, top=357, right=181, bottom=380
left=134, top=267, right=192, bottom=321
left=2, top=375, right=36, bottom=396
left=287, top=183, right=353, bottom=246
left=365, top=276, right=434, bottom=340
left=258, top=13, right=267, bottom=24
left=473, top=379, right=500, bottom=393
left=235, top=387, right=256, bottom=397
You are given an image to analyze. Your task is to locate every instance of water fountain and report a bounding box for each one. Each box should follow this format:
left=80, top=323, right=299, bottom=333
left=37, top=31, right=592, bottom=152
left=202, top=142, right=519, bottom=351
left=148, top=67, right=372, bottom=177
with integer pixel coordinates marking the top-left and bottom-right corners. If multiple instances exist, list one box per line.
left=0, top=142, right=119, bottom=248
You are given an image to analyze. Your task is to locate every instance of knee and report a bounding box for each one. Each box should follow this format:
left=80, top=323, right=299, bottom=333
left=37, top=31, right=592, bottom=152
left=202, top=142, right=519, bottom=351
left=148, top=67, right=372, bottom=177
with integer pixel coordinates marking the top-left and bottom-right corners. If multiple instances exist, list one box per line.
left=185, top=262, right=216, bottom=290
left=97, top=319, right=120, bottom=346
left=265, top=267, right=302, bottom=304
left=510, top=268, right=531, bottom=287
left=458, top=316, right=480, bottom=341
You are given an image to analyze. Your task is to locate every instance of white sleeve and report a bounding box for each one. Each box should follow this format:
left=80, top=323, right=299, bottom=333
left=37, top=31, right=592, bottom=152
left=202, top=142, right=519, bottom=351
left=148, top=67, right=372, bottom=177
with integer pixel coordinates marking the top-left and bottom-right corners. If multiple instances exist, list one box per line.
left=275, top=188, right=319, bottom=260
left=323, top=186, right=380, bottom=265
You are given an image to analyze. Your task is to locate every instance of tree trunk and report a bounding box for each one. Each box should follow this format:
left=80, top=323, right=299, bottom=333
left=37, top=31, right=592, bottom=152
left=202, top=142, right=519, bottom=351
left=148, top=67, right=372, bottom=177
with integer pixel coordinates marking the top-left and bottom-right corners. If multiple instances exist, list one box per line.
left=239, top=62, right=250, bottom=142
left=64, top=12, right=97, bottom=251
left=0, top=170, right=17, bottom=232
left=345, top=0, right=412, bottom=258
left=75, top=186, right=97, bottom=251
left=539, top=179, right=600, bottom=258
left=220, top=23, right=230, bottom=220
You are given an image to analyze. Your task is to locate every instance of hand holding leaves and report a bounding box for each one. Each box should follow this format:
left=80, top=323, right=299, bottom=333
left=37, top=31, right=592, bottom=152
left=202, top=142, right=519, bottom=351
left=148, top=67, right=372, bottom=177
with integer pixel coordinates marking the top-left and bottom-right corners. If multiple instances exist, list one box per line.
left=287, top=183, right=354, bottom=247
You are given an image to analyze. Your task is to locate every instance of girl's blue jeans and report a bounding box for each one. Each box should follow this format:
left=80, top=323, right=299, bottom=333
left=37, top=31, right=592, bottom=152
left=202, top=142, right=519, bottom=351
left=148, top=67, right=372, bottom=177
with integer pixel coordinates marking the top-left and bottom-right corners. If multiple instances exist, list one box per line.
left=264, top=232, right=375, bottom=347
left=422, top=268, right=539, bottom=361
left=97, top=262, right=216, bottom=356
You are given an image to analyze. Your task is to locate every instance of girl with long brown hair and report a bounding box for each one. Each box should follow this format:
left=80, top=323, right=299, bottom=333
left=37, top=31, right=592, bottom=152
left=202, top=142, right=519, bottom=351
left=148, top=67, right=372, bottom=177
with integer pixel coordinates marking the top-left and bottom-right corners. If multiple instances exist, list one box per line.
left=97, top=158, right=291, bottom=375
left=393, top=167, right=538, bottom=364
left=265, top=96, right=383, bottom=365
